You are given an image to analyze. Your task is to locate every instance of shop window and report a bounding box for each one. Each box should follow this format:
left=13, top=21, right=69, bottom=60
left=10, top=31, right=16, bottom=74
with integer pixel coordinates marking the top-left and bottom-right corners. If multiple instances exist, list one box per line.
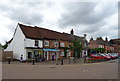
left=44, top=41, right=49, bottom=46
left=35, top=40, right=39, bottom=46
left=28, top=52, right=32, bottom=58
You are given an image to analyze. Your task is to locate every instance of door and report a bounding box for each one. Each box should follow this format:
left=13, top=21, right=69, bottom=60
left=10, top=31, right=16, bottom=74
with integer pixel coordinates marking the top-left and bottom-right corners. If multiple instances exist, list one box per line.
left=44, top=52, right=48, bottom=60
left=28, top=52, right=32, bottom=60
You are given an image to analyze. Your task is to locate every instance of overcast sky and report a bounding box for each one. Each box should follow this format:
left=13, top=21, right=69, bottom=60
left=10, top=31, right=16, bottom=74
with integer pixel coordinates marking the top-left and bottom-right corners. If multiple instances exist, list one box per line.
left=0, top=0, right=118, bottom=44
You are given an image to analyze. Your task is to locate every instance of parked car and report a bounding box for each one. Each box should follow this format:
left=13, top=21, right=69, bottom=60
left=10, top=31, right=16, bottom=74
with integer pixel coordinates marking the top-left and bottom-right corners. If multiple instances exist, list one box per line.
left=106, top=53, right=116, bottom=59
left=118, top=53, right=120, bottom=57
left=90, top=54, right=104, bottom=60
left=100, top=54, right=111, bottom=60
left=114, top=53, right=118, bottom=58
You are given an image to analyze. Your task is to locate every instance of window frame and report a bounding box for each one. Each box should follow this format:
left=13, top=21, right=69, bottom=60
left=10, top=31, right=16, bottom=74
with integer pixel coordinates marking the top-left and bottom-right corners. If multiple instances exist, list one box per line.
left=60, top=42, right=65, bottom=47
left=44, top=40, right=49, bottom=46
left=54, top=42, right=59, bottom=47
left=35, top=40, right=39, bottom=46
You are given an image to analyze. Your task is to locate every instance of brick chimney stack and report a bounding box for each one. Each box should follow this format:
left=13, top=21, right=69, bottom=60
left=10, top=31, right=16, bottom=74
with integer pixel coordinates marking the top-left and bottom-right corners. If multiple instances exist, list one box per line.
left=105, top=37, right=108, bottom=42
left=70, top=29, right=74, bottom=35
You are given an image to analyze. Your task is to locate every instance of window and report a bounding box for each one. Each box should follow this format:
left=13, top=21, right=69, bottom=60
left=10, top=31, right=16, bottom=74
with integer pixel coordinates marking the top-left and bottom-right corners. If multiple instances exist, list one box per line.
left=60, top=42, right=64, bottom=47
left=35, top=40, right=39, bottom=46
left=28, top=52, right=32, bottom=58
left=54, top=42, right=59, bottom=47
left=67, top=51, right=71, bottom=56
left=84, top=43, right=87, bottom=47
left=44, top=41, right=49, bottom=46
left=98, top=45, right=101, bottom=48
left=60, top=51, right=64, bottom=56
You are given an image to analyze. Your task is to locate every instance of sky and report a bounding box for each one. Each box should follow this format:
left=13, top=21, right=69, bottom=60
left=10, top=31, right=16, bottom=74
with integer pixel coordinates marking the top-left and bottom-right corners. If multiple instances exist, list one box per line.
left=0, top=0, right=119, bottom=45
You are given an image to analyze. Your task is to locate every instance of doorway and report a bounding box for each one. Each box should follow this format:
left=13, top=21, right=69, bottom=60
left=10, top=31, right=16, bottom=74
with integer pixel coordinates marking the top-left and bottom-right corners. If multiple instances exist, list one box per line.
left=44, top=52, right=48, bottom=60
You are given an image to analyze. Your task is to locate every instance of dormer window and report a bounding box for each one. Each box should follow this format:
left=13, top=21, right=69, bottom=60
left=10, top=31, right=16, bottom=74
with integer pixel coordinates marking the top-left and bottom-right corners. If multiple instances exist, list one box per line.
left=35, top=40, right=39, bottom=46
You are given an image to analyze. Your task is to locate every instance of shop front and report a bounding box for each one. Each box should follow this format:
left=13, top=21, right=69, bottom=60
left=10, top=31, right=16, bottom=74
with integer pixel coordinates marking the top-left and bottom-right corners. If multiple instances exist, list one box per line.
left=43, top=48, right=60, bottom=61
left=26, top=48, right=43, bottom=62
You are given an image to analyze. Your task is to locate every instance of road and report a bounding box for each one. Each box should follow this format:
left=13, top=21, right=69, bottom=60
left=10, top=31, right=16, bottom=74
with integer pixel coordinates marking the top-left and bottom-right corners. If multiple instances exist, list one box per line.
left=2, top=60, right=119, bottom=79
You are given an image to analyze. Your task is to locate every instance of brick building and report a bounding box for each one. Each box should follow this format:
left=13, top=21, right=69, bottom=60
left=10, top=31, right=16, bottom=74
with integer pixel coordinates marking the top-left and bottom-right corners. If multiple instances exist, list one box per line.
left=88, top=37, right=115, bottom=53
left=5, top=23, right=88, bottom=61
left=109, top=39, right=120, bottom=53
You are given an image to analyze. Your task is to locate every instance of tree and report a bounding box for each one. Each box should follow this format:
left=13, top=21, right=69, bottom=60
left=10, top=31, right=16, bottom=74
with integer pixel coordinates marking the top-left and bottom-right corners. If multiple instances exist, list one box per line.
left=2, top=41, right=8, bottom=49
left=70, top=39, right=82, bottom=58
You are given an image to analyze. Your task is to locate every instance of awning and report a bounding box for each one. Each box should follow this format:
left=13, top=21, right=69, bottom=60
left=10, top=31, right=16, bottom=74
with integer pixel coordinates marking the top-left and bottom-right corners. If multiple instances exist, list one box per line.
left=43, top=48, right=60, bottom=51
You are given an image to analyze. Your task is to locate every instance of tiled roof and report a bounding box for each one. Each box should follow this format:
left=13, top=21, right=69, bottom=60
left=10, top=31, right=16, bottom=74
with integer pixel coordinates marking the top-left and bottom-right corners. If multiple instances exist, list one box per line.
left=109, top=39, right=120, bottom=45
left=19, top=23, right=84, bottom=41
left=19, top=24, right=43, bottom=39
left=89, top=37, right=112, bottom=46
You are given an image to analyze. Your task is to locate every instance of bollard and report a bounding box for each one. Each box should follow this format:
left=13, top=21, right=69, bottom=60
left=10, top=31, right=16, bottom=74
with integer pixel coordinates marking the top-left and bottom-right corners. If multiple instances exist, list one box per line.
left=69, top=58, right=70, bottom=64
left=56, top=59, right=58, bottom=65
left=32, top=59, right=35, bottom=65
left=8, top=59, right=10, bottom=64
left=61, top=59, right=63, bottom=65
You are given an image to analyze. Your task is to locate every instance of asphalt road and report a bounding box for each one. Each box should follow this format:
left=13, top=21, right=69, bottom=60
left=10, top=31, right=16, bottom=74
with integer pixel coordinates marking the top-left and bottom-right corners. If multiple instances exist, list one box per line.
left=2, top=60, right=119, bottom=79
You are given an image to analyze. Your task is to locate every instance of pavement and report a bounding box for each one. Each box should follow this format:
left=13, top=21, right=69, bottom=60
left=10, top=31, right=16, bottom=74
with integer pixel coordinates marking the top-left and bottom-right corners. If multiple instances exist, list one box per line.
left=2, top=58, right=85, bottom=65
left=1, top=59, right=119, bottom=79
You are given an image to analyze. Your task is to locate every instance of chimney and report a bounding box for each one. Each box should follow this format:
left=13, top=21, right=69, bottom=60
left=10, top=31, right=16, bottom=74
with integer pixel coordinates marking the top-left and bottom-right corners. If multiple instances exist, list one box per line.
left=105, top=37, right=108, bottom=42
left=90, top=37, right=93, bottom=40
left=70, top=29, right=74, bottom=35
left=84, top=34, right=87, bottom=38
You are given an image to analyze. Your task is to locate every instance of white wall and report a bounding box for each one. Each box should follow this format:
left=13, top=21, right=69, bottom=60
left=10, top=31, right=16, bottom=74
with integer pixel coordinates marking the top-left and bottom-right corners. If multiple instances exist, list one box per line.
left=5, top=25, right=26, bottom=60
left=5, top=25, right=43, bottom=60
left=25, top=38, right=43, bottom=48
left=4, top=40, right=13, bottom=51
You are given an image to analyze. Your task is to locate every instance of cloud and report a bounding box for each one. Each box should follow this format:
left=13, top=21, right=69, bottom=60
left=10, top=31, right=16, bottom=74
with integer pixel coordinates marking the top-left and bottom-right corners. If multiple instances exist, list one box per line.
left=0, top=1, right=118, bottom=44
left=0, top=1, right=55, bottom=44
left=57, top=2, right=118, bottom=40
left=59, top=2, right=117, bottom=26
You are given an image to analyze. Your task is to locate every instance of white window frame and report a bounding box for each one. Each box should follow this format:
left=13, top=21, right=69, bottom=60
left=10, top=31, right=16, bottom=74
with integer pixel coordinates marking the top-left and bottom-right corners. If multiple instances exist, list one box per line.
left=54, top=42, right=59, bottom=47
left=98, top=45, right=101, bottom=48
left=67, top=51, right=71, bottom=56
left=60, top=42, right=65, bottom=47
left=44, top=41, right=49, bottom=46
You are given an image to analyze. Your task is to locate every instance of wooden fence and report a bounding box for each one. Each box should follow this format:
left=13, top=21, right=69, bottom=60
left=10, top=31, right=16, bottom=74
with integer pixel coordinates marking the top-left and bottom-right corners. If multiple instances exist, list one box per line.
left=1, top=51, right=13, bottom=62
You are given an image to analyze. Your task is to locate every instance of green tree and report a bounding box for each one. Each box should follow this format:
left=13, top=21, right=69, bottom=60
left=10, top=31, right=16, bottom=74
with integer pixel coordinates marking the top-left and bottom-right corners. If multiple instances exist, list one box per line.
left=2, top=41, right=8, bottom=49
left=71, top=39, right=82, bottom=58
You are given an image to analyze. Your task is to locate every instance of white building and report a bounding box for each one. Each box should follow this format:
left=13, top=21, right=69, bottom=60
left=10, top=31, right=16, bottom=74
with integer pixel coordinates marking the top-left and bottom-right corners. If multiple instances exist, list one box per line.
left=5, top=23, right=43, bottom=61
